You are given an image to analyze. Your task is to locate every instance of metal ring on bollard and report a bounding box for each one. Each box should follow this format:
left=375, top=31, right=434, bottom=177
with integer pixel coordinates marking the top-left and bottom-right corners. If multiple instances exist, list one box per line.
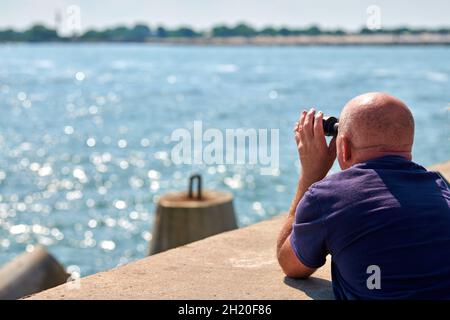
left=188, top=174, right=202, bottom=200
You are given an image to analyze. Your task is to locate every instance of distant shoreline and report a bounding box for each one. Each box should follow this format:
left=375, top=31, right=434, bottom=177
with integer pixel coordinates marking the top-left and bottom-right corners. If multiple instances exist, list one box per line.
left=2, top=23, right=450, bottom=45
left=2, top=34, right=449, bottom=46
left=145, top=34, right=450, bottom=46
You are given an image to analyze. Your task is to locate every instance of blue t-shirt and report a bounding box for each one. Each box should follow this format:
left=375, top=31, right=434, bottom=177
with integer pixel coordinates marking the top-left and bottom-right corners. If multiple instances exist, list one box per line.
left=290, top=155, right=450, bottom=299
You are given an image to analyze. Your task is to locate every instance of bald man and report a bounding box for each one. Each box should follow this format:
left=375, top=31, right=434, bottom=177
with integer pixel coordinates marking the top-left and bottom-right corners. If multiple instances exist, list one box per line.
left=277, top=92, right=450, bottom=299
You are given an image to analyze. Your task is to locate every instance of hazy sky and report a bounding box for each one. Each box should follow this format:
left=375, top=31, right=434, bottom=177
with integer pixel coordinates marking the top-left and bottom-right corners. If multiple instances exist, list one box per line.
left=1, top=0, right=449, bottom=31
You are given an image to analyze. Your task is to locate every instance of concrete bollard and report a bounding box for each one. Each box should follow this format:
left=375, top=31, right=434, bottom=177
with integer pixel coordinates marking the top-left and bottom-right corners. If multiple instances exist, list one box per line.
left=149, top=174, right=238, bottom=255
left=0, top=245, right=69, bottom=300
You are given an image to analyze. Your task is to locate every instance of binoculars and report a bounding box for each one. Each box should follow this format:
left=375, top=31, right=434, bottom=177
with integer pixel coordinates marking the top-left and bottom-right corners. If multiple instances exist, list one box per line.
left=323, top=116, right=339, bottom=137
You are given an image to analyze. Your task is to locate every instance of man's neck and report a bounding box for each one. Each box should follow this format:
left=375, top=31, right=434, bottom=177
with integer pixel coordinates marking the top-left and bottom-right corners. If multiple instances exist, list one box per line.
left=352, top=150, right=412, bottom=166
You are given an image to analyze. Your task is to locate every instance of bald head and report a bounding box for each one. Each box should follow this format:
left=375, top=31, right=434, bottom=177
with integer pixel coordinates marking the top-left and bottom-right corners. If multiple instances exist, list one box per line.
left=337, top=92, right=415, bottom=167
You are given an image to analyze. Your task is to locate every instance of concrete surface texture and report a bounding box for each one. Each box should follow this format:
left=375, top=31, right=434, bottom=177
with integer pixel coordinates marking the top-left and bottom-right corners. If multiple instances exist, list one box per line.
left=28, top=214, right=333, bottom=300
left=28, top=161, right=450, bottom=300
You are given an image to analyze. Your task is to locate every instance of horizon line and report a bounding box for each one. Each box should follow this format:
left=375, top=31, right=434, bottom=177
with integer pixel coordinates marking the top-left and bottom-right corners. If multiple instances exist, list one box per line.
left=2, top=21, right=450, bottom=33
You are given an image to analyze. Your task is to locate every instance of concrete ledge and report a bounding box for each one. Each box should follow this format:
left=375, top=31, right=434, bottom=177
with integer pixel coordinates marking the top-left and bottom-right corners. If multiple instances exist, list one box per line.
left=28, top=215, right=333, bottom=300
left=27, top=161, right=450, bottom=300
left=429, top=161, right=450, bottom=181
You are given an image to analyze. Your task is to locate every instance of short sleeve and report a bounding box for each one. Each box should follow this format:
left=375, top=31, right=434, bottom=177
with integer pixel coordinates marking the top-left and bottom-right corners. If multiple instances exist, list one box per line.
left=290, top=188, right=328, bottom=268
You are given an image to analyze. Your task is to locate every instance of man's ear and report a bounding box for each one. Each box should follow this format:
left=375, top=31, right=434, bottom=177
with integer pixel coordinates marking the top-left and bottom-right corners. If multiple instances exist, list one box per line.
left=341, top=136, right=352, bottom=165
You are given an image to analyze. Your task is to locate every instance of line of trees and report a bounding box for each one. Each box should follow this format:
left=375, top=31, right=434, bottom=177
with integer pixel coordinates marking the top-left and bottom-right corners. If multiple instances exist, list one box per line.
left=0, top=25, right=59, bottom=42
left=1, top=23, right=449, bottom=42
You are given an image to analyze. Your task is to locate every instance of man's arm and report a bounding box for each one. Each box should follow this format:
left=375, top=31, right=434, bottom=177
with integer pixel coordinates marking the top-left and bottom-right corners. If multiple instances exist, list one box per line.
left=277, top=176, right=317, bottom=278
left=276, top=108, right=336, bottom=278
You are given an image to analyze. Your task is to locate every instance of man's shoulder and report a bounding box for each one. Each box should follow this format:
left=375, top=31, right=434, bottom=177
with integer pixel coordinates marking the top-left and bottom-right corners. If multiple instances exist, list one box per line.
left=310, top=156, right=423, bottom=193
left=307, top=157, right=443, bottom=204
left=296, top=167, right=368, bottom=221
left=311, top=166, right=368, bottom=192
left=304, top=165, right=382, bottom=210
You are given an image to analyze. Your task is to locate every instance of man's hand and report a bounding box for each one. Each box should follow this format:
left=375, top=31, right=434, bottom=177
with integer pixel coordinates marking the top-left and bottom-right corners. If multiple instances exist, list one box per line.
left=294, top=108, right=337, bottom=185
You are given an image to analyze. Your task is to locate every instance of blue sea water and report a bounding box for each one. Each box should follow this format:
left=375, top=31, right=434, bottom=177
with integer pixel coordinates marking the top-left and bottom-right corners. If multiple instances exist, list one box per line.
left=0, top=44, right=449, bottom=276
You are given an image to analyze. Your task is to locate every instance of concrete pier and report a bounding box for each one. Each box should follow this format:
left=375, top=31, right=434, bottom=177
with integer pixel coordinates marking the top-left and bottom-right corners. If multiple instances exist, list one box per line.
left=28, top=214, right=333, bottom=300
left=27, top=161, right=450, bottom=300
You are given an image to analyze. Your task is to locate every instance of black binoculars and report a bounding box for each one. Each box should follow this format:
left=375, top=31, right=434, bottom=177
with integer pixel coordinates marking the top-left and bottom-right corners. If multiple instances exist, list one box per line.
left=323, top=116, right=339, bottom=137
